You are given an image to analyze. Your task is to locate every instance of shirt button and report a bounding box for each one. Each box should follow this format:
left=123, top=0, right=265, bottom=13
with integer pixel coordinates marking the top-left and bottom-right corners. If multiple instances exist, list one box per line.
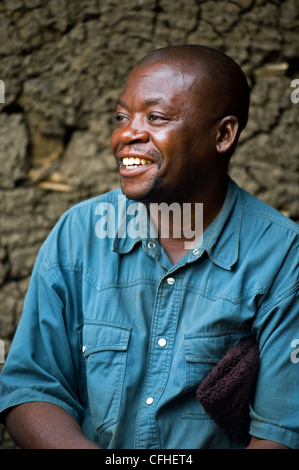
left=147, top=241, right=156, bottom=249
left=146, top=397, right=154, bottom=405
left=166, top=277, right=175, bottom=285
left=192, top=248, right=200, bottom=255
left=82, top=345, right=86, bottom=353
left=158, top=338, right=167, bottom=347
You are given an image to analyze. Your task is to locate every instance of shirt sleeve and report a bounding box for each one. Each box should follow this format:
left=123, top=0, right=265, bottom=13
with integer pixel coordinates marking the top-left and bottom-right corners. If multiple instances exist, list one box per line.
left=250, top=238, right=299, bottom=448
left=0, top=243, right=84, bottom=425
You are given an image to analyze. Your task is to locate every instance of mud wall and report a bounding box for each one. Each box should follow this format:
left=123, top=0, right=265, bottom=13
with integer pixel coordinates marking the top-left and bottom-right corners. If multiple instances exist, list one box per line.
left=0, top=0, right=298, bottom=448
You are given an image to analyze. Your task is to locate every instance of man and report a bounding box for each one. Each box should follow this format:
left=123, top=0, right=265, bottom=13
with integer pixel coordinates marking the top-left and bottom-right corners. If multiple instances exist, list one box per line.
left=0, top=45, right=298, bottom=449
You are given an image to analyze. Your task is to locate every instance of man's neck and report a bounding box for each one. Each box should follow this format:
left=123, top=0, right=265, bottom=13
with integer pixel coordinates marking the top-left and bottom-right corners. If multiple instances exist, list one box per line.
left=148, top=180, right=228, bottom=265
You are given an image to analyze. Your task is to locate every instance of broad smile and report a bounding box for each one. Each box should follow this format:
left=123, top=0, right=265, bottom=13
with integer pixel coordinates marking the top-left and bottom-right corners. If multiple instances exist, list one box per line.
left=122, top=156, right=153, bottom=170
left=117, top=151, right=159, bottom=178
left=119, top=157, right=157, bottom=178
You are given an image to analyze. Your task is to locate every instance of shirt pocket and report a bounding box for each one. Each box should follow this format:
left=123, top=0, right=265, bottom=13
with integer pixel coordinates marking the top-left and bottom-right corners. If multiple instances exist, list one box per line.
left=181, top=330, right=251, bottom=419
left=82, top=320, right=131, bottom=432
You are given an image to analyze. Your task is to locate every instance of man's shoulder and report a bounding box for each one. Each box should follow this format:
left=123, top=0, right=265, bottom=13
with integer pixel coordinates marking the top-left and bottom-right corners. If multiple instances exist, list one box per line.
left=238, top=184, right=299, bottom=237
left=55, top=187, right=124, bottom=225
left=43, top=188, right=124, bottom=252
left=65, top=187, right=123, bottom=213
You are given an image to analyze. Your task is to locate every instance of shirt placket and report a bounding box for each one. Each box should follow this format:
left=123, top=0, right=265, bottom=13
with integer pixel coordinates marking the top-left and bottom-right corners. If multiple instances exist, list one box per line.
left=134, top=264, right=182, bottom=449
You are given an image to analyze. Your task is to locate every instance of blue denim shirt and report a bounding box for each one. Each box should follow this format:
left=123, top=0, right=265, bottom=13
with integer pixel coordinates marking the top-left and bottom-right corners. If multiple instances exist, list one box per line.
left=0, top=178, right=299, bottom=449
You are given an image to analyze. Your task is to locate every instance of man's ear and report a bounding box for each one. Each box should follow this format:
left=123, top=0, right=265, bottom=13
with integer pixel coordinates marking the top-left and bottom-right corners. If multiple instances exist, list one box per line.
left=216, top=116, right=239, bottom=154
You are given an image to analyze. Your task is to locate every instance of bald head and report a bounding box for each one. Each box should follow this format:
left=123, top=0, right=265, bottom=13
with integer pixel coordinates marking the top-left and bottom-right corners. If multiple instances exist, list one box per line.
left=136, top=45, right=250, bottom=133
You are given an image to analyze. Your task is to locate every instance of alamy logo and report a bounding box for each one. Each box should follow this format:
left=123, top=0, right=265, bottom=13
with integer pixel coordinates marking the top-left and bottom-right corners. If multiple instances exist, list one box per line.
left=0, top=339, right=5, bottom=363
left=0, top=80, right=5, bottom=103
left=290, top=339, right=299, bottom=364
left=95, top=195, right=203, bottom=249
left=290, top=79, right=299, bottom=104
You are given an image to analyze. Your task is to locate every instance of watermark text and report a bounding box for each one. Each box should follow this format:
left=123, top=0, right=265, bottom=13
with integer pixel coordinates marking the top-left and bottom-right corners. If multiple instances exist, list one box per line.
left=290, top=79, right=299, bottom=104
left=290, top=339, right=299, bottom=363
left=95, top=196, right=203, bottom=249
left=0, top=79, right=4, bottom=103
left=0, top=339, right=5, bottom=363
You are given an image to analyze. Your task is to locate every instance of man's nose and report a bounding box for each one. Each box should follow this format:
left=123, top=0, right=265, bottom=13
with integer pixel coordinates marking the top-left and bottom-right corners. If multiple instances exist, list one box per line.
left=118, top=117, right=150, bottom=144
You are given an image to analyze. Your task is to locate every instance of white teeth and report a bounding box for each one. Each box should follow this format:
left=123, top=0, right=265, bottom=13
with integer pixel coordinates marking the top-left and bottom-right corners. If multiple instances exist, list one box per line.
left=122, top=157, right=152, bottom=168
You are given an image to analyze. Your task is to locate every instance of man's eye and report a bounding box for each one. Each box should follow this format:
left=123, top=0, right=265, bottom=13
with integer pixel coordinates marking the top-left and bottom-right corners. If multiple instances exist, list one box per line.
left=149, top=115, right=165, bottom=121
left=115, top=114, right=128, bottom=122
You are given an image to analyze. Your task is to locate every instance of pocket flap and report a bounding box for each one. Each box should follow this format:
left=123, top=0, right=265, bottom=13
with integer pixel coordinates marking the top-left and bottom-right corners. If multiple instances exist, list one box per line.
left=185, top=331, right=250, bottom=363
left=82, top=321, right=131, bottom=357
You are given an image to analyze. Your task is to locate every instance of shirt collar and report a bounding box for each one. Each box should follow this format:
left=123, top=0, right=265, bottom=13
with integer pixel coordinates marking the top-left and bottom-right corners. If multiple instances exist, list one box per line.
left=199, top=177, right=242, bottom=270
left=112, top=195, right=147, bottom=254
left=112, top=177, right=242, bottom=270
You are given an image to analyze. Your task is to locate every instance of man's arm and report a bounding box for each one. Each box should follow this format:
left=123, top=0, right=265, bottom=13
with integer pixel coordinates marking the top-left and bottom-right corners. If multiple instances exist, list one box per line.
left=246, top=436, right=288, bottom=449
left=5, top=401, right=101, bottom=449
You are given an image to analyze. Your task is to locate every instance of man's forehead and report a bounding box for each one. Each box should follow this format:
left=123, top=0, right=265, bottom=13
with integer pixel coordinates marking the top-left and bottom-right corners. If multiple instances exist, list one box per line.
left=130, top=60, right=198, bottom=82
left=123, top=61, right=201, bottom=98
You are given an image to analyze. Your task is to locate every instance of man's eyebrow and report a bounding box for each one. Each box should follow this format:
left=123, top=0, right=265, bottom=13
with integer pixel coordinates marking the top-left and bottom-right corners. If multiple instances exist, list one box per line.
left=116, top=99, right=129, bottom=109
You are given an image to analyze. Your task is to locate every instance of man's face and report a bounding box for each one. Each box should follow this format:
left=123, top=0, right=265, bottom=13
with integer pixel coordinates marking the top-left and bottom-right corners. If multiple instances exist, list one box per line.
left=110, top=61, right=221, bottom=203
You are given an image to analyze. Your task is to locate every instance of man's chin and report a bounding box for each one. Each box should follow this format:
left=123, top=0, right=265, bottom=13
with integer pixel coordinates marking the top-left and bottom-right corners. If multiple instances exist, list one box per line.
left=120, top=177, right=169, bottom=204
left=120, top=184, right=150, bottom=203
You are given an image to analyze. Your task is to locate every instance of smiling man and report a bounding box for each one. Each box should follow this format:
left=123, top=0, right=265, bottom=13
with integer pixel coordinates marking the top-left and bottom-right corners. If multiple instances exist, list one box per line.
left=0, top=45, right=298, bottom=449
left=110, top=46, right=246, bottom=263
left=112, top=47, right=244, bottom=206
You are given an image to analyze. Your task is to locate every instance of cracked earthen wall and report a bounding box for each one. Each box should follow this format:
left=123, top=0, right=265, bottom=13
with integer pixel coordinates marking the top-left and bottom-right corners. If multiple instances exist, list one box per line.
left=0, top=0, right=298, bottom=448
